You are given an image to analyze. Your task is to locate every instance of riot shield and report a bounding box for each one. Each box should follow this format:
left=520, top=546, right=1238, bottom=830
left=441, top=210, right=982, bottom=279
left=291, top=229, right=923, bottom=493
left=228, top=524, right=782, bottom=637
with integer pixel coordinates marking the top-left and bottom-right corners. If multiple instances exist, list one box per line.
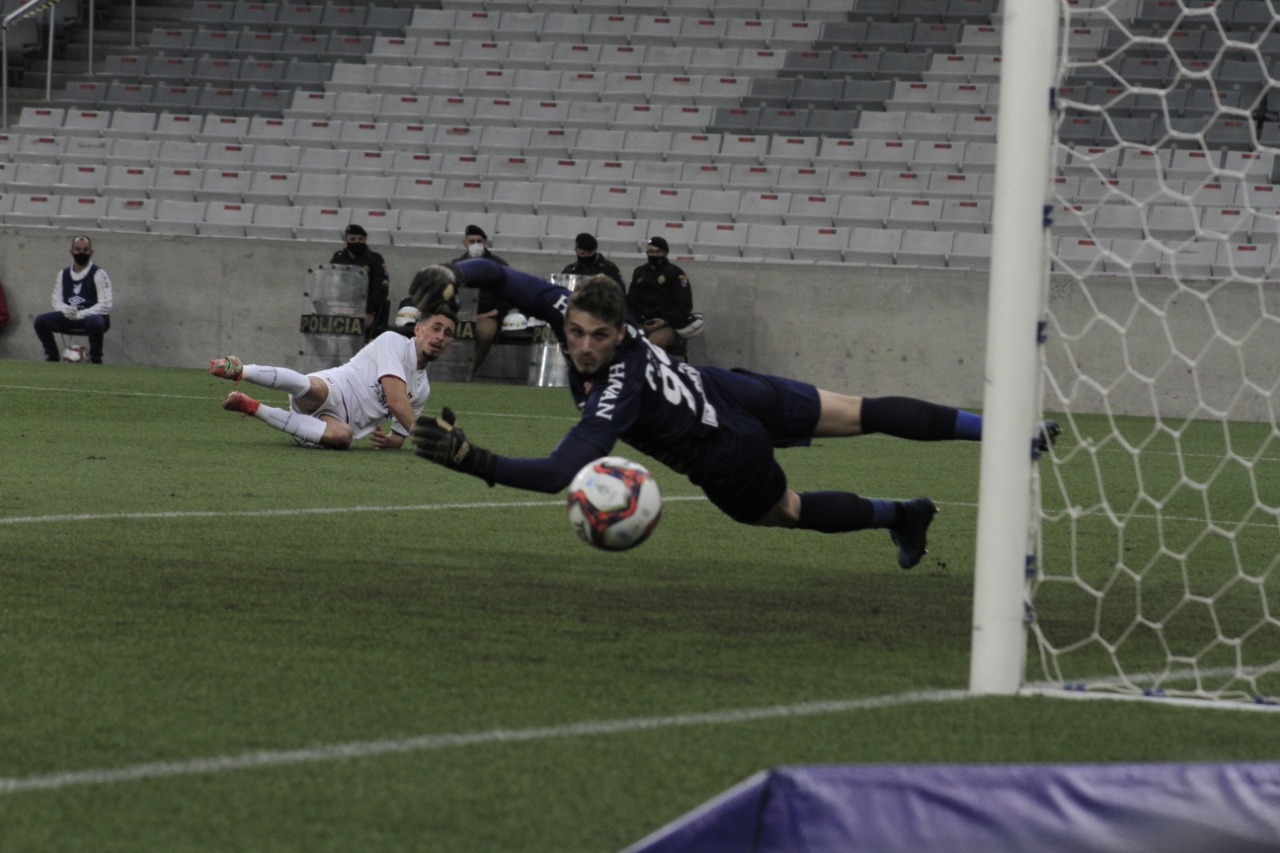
left=528, top=273, right=584, bottom=388
left=299, top=264, right=368, bottom=371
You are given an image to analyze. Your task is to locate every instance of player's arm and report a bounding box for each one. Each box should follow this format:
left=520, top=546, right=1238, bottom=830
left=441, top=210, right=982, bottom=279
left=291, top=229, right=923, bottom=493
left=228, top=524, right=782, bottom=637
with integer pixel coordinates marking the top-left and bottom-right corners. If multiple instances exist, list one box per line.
left=411, top=259, right=570, bottom=332
left=375, top=374, right=414, bottom=449
left=411, top=409, right=608, bottom=491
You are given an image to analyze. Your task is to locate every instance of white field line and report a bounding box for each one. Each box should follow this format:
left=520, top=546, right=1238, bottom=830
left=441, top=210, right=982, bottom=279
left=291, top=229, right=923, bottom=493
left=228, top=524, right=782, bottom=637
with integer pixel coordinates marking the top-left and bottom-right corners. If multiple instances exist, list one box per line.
left=4, top=670, right=1276, bottom=796
left=1, top=689, right=972, bottom=795
left=5, top=499, right=1275, bottom=533
left=0, top=496, right=706, bottom=526
left=0, top=383, right=581, bottom=420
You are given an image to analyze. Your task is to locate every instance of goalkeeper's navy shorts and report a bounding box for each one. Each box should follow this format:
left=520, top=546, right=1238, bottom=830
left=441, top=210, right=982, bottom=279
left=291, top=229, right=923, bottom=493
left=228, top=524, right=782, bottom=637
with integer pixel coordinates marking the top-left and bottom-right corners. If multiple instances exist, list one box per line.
left=688, top=367, right=821, bottom=524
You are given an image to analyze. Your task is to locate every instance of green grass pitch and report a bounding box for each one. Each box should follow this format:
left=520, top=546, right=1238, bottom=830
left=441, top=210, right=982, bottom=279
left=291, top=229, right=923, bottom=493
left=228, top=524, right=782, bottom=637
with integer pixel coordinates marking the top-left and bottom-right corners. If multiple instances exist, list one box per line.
left=2, top=359, right=1278, bottom=852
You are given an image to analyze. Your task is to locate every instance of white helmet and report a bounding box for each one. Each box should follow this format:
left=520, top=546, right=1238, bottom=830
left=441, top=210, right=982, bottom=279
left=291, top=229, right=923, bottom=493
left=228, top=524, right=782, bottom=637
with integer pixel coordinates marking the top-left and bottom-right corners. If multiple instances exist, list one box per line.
left=394, top=304, right=422, bottom=328
left=501, top=308, right=529, bottom=332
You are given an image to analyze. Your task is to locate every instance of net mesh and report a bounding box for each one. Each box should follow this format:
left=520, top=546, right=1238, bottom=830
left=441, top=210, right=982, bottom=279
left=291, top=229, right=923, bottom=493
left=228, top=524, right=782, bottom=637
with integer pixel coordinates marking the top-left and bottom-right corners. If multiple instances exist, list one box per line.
left=1033, top=0, right=1280, bottom=703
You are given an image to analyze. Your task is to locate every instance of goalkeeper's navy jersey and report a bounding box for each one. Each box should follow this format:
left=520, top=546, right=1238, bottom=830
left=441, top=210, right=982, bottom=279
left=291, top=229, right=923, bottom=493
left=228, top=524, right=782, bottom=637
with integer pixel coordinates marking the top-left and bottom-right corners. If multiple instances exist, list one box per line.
left=455, top=259, right=730, bottom=491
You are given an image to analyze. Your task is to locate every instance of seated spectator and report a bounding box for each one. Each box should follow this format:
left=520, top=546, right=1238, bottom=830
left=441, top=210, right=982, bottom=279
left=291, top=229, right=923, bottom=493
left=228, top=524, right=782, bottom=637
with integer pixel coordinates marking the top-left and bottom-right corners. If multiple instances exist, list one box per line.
left=451, top=224, right=509, bottom=378
left=33, top=236, right=114, bottom=364
left=561, top=232, right=624, bottom=289
left=627, top=236, right=703, bottom=358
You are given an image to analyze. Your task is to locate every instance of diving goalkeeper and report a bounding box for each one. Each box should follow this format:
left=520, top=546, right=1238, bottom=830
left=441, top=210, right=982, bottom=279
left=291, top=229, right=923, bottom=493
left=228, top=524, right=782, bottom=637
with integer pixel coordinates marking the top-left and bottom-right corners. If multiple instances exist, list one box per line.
left=409, top=261, right=1047, bottom=568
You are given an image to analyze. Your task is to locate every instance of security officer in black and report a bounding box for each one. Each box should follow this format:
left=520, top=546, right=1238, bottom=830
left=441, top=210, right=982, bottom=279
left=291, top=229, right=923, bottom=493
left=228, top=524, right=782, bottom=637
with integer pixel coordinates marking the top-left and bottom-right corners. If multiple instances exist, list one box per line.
left=329, top=223, right=391, bottom=340
left=627, top=236, right=698, bottom=358
left=561, top=232, right=624, bottom=289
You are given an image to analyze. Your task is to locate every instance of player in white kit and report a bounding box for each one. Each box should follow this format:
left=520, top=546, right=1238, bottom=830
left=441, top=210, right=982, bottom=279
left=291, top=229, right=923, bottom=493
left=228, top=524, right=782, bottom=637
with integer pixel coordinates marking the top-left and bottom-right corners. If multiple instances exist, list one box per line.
left=209, top=307, right=457, bottom=449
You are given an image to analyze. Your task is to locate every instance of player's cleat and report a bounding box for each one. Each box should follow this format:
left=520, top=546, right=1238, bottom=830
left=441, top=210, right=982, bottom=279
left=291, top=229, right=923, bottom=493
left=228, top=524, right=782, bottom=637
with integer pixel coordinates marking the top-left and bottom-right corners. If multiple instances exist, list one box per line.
left=222, top=389, right=260, bottom=417
left=888, top=497, right=938, bottom=570
left=1036, top=419, right=1062, bottom=453
left=209, top=355, right=243, bottom=381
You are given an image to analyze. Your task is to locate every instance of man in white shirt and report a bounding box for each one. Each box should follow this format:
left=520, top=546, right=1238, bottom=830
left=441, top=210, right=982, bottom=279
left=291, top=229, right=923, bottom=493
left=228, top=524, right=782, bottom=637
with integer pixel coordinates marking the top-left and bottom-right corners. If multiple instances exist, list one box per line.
left=209, top=307, right=457, bottom=449
left=34, top=235, right=114, bottom=363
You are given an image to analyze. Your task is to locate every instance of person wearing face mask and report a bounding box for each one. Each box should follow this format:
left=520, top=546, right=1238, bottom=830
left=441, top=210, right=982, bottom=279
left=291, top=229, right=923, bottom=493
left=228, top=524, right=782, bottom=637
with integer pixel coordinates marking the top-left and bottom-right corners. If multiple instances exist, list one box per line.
left=33, top=235, right=114, bottom=364
left=561, top=232, right=624, bottom=290
left=451, top=224, right=509, bottom=379
left=626, top=236, right=702, bottom=359
left=329, top=223, right=391, bottom=341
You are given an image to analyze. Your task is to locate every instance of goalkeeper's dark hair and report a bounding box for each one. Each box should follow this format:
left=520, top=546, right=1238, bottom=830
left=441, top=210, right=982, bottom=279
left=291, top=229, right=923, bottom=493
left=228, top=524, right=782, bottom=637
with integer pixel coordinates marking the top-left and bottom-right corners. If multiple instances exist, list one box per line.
left=568, top=275, right=626, bottom=328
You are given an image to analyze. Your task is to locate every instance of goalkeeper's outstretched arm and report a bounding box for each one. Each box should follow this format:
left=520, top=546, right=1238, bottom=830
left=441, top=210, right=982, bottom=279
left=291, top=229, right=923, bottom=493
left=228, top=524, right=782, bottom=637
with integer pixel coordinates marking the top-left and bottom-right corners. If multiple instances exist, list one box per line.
left=412, top=409, right=609, bottom=493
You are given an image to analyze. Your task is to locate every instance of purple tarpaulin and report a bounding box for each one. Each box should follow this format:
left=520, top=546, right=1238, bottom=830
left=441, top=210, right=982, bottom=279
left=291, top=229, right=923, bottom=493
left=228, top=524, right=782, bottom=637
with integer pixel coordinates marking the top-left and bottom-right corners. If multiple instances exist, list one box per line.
left=622, top=763, right=1280, bottom=853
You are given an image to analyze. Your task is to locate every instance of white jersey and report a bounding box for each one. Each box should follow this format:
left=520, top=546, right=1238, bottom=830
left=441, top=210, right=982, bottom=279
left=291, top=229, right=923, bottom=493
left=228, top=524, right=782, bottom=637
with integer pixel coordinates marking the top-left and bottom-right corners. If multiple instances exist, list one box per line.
left=307, top=332, right=430, bottom=439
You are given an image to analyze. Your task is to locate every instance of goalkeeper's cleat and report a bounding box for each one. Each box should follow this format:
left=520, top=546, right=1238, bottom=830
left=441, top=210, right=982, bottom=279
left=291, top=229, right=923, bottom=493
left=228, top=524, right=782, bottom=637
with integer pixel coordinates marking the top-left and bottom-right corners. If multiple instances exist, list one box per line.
left=675, top=312, right=705, bottom=339
left=1036, top=419, right=1062, bottom=453
left=209, top=355, right=243, bottom=381
left=222, top=389, right=260, bottom=418
left=888, top=497, right=938, bottom=570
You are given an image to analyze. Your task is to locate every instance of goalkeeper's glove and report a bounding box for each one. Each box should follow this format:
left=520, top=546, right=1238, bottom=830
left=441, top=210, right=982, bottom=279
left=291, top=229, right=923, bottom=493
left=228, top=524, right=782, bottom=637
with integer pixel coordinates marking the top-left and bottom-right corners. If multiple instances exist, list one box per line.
left=408, top=264, right=465, bottom=316
left=411, top=407, right=497, bottom=486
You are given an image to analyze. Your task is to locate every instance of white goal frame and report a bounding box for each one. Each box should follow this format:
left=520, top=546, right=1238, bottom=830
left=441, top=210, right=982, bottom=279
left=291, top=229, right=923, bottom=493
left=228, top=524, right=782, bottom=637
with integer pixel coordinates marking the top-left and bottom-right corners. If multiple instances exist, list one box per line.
left=971, top=0, right=1280, bottom=708
left=970, top=0, right=1060, bottom=695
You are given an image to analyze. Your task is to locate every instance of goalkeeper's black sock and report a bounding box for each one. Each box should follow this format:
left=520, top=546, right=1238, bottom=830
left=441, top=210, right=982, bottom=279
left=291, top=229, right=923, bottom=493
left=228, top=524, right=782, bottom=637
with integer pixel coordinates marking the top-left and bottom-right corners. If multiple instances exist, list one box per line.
left=861, top=396, right=982, bottom=441
left=796, top=491, right=893, bottom=533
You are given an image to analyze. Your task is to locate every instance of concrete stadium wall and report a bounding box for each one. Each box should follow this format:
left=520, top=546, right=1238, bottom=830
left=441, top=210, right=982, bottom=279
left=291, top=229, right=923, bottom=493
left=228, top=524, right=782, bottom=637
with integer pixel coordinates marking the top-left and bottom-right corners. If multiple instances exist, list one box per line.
left=1, top=228, right=1271, bottom=420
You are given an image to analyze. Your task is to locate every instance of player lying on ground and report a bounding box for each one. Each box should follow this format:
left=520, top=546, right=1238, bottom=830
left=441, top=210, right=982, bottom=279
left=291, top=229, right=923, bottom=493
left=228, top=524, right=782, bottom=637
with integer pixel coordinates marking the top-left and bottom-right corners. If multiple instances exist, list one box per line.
left=209, top=308, right=457, bottom=449
left=409, top=262, right=1055, bottom=567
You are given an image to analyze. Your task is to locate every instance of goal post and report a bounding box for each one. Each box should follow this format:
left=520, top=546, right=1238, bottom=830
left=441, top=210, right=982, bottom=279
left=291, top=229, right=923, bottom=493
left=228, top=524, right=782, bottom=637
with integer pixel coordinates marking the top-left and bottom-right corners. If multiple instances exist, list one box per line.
left=973, top=0, right=1280, bottom=706
left=970, top=0, right=1061, bottom=695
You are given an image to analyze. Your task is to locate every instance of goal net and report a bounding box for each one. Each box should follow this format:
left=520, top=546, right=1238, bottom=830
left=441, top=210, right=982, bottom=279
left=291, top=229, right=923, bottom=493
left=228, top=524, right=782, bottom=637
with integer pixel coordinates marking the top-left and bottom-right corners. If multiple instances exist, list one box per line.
left=974, top=0, right=1280, bottom=705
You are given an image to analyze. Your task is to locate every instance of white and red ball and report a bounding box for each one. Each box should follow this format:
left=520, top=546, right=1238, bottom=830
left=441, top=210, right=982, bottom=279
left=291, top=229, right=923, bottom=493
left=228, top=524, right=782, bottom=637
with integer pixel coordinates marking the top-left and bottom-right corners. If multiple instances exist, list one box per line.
left=566, top=457, right=662, bottom=551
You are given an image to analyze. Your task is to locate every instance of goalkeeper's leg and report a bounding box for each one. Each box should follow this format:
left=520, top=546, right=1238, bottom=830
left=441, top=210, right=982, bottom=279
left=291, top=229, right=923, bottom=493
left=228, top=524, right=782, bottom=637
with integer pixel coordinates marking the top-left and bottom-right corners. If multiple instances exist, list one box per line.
left=819, top=392, right=983, bottom=441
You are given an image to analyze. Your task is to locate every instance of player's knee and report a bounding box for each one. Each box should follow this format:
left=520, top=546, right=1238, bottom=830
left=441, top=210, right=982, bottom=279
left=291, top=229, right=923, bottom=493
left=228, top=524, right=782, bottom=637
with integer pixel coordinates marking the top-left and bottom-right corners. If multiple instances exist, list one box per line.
left=321, top=422, right=353, bottom=449
left=752, top=491, right=801, bottom=528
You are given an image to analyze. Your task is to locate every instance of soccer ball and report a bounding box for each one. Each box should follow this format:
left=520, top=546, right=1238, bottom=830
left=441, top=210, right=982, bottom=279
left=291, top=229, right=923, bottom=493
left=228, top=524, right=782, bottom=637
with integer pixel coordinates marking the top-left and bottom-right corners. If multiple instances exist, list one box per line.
left=566, top=457, right=662, bottom=551
left=62, top=345, right=87, bottom=363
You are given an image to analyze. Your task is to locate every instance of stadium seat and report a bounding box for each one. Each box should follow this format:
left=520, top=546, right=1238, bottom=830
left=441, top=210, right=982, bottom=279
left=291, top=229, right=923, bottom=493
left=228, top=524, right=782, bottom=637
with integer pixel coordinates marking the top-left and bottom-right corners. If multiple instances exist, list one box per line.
left=596, top=217, right=649, bottom=255
left=100, top=197, right=155, bottom=232
left=544, top=214, right=600, bottom=247
left=537, top=182, right=593, bottom=216
left=584, top=159, right=636, bottom=184
left=785, top=193, right=840, bottom=226
left=777, top=165, right=833, bottom=193
left=885, top=196, right=944, bottom=231
left=896, top=229, right=955, bottom=267
left=834, top=194, right=892, bottom=228
left=796, top=224, right=851, bottom=262
left=296, top=206, right=352, bottom=241
left=694, top=221, right=748, bottom=258
left=293, top=173, right=348, bottom=207
left=200, top=201, right=255, bottom=238
left=149, top=166, right=201, bottom=202
left=633, top=160, right=686, bottom=187
left=196, top=169, right=251, bottom=203
left=635, top=186, right=692, bottom=220
left=48, top=195, right=104, bottom=230
left=391, top=209, right=450, bottom=247
left=492, top=212, right=549, bottom=251
left=732, top=189, right=788, bottom=222
left=678, top=161, right=728, bottom=188
left=586, top=184, right=641, bottom=218
left=847, top=227, right=903, bottom=265
left=950, top=230, right=992, bottom=270
left=149, top=199, right=206, bottom=235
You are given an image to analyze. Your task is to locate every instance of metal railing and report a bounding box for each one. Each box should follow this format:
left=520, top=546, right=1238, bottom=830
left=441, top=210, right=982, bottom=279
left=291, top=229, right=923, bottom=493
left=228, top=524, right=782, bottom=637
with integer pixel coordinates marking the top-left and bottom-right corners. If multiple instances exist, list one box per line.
left=2, top=0, right=137, bottom=129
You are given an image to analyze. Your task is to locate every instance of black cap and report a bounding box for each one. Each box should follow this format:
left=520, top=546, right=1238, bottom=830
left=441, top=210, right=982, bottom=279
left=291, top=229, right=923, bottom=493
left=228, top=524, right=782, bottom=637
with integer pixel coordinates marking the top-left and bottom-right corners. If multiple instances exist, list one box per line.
left=647, top=236, right=669, bottom=253
left=464, top=224, right=488, bottom=240
left=344, top=223, right=368, bottom=237
left=575, top=232, right=598, bottom=252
